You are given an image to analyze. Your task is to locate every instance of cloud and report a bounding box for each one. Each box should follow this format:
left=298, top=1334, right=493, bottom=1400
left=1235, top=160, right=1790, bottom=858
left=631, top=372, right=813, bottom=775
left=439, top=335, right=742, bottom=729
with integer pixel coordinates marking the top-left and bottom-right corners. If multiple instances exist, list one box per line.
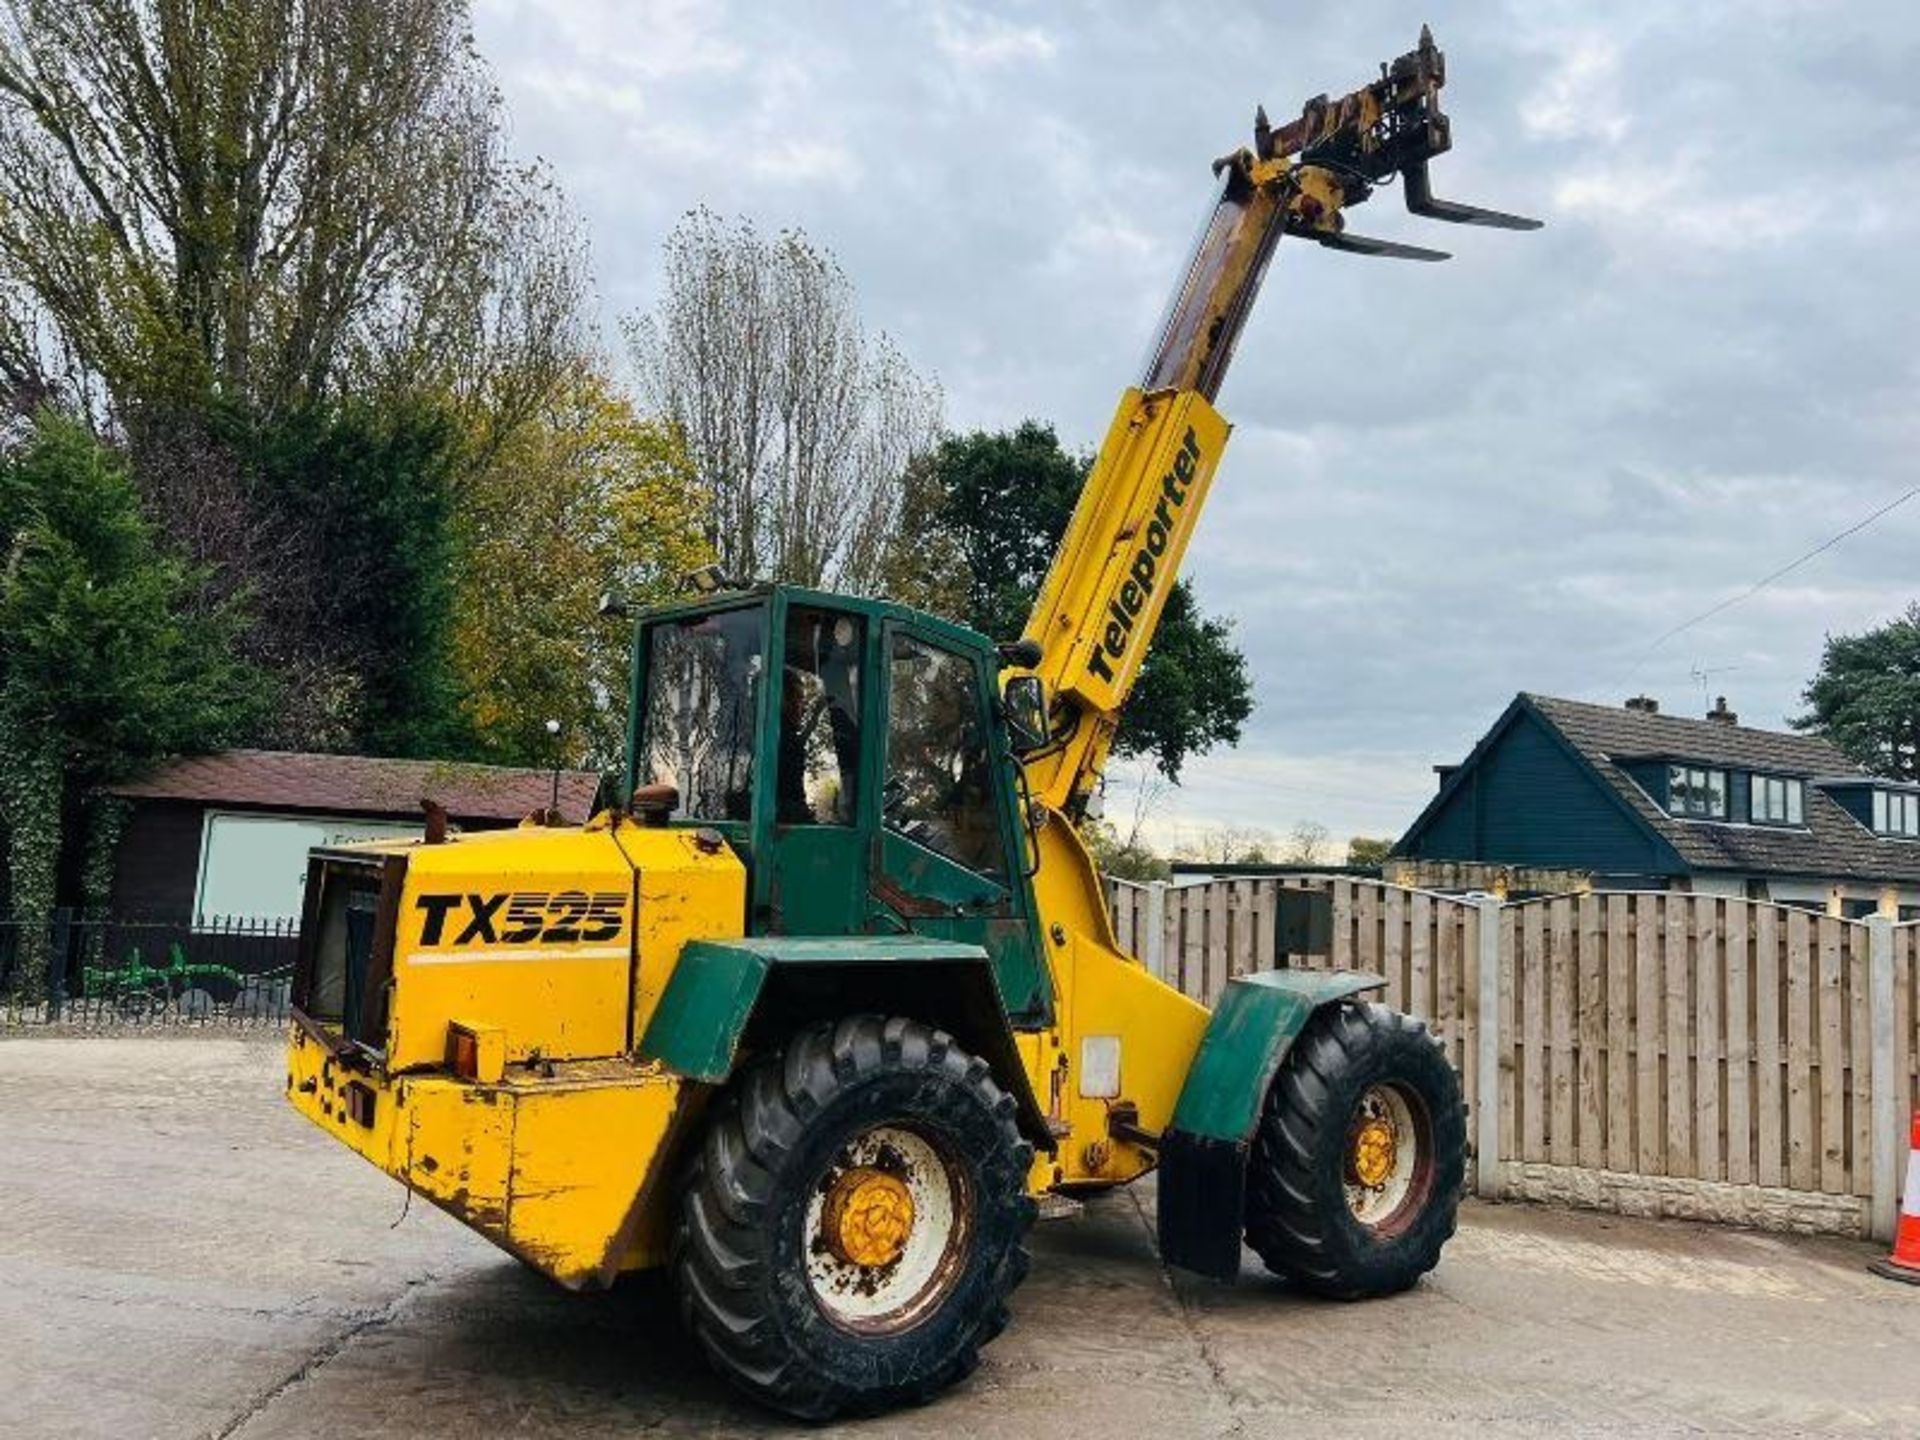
left=472, top=1, right=1920, bottom=845
left=928, top=4, right=1057, bottom=69
left=480, top=0, right=745, bottom=81
left=1521, top=35, right=1631, bottom=144
left=1552, top=153, right=1816, bottom=251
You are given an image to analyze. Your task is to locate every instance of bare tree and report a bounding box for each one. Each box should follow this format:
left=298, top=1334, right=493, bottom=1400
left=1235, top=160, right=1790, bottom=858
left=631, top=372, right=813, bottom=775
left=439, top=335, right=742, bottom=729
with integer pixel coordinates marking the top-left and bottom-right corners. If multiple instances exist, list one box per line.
left=626, top=210, right=941, bottom=591
left=1179, top=824, right=1274, bottom=866
left=0, top=0, right=584, bottom=422
left=1285, top=820, right=1331, bottom=865
left=1080, top=767, right=1173, bottom=881
left=1118, top=770, right=1169, bottom=857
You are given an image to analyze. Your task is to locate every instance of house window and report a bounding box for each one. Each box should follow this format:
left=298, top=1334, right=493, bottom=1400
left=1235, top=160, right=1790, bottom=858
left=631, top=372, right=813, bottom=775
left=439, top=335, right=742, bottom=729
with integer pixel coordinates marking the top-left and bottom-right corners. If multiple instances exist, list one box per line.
left=1751, top=775, right=1804, bottom=826
left=1872, top=789, right=1920, bottom=837
left=1668, top=764, right=1727, bottom=819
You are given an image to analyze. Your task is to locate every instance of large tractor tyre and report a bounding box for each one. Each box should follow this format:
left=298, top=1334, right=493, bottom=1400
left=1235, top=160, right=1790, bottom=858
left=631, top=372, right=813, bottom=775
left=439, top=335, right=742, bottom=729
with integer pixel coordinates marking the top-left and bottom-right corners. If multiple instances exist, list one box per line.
left=673, top=1015, right=1035, bottom=1420
left=1245, top=1002, right=1465, bottom=1299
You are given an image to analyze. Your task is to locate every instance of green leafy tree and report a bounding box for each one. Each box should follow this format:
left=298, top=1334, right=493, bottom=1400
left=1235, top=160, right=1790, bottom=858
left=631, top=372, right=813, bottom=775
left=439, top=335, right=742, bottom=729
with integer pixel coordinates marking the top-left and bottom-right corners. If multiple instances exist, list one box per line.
left=0, top=0, right=591, bottom=764
left=1083, top=819, right=1172, bottom=882
left=880, top=450, right=969, bottom=620
left=232, top=397, right=466, bottom=757
left=895, top=421, right=1252, bottom=780
left=1795, top=602, right=1920, bottom=779
left=1345, top=836, right=1395, bottom=868
left=886, top=421, right=1080, bottom=639
left=1130, top=582, right=1254, bottom=782
left=0, top=412, right=261, bottom=997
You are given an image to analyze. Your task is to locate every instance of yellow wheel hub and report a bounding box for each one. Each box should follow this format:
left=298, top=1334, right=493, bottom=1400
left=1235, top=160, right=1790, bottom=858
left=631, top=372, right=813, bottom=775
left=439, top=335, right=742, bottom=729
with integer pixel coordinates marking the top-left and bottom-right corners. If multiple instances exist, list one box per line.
left=822, top=1167, right=915, bottom=1268
left=1349, top=1116, right=1398, bottom=1189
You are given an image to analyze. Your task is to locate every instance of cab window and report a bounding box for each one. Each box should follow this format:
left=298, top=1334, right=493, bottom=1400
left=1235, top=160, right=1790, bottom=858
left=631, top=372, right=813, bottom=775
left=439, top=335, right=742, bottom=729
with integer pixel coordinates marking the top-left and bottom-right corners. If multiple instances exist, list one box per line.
left=883, top=633, right=1006, bottom=878
left=638, top=605, right=764, bottom=821
left=776, top=607, right=864, bottom=825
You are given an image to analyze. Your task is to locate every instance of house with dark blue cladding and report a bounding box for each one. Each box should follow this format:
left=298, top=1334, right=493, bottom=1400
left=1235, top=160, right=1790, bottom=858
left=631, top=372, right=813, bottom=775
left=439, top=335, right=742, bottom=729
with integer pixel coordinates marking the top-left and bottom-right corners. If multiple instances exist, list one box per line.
left=1393, top=692, right=1920, bottom=917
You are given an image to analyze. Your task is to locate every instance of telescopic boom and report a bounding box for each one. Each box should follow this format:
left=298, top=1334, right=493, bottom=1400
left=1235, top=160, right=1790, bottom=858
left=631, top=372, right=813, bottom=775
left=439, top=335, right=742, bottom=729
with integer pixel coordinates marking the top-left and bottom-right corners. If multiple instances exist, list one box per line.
left=1017, top=26, right=1537, bottom=819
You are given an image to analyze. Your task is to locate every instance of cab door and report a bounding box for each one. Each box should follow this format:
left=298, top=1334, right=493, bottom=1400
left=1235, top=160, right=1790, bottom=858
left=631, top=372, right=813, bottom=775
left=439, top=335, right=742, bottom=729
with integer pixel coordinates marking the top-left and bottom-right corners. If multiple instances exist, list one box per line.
left=757, top=599, right=871, bottom=935
left=870, top=624, right=1051, bottom=1026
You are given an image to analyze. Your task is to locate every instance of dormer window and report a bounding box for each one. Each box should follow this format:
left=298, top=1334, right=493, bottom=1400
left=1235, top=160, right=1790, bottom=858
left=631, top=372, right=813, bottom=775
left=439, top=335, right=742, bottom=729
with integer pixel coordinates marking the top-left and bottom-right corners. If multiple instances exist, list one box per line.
left=1668, top=764, right=1727, bottom=819
left=1872, top=789, right=1920, bottom=838
left=1751, top=775, right=1805, bottom=826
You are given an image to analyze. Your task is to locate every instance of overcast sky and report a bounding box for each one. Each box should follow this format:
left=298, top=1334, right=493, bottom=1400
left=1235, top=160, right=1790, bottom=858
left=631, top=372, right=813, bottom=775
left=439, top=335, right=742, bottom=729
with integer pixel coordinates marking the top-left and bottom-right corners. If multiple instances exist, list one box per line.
left=473, top=0, right=1920, bottom=853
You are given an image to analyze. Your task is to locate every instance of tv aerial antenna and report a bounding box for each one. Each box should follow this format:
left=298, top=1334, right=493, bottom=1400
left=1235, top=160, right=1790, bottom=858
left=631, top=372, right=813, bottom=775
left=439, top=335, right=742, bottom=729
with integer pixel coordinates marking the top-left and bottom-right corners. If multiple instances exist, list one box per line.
left=1688, top=661, right=1739, bottom=711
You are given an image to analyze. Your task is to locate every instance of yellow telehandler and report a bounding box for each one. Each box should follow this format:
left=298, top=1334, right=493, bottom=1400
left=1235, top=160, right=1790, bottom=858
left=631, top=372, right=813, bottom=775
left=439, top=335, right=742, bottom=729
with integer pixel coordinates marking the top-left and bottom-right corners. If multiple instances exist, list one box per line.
left=285, top=28, right=1535, bottom=1418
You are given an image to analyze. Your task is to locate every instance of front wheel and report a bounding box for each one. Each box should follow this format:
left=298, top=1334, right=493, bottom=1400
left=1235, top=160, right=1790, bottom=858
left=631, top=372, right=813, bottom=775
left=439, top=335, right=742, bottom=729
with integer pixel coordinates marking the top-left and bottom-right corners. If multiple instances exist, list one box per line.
left=1245, top=1002, right=1465, bottom=1299
left=673, top=1016, right=1034, bottom=1419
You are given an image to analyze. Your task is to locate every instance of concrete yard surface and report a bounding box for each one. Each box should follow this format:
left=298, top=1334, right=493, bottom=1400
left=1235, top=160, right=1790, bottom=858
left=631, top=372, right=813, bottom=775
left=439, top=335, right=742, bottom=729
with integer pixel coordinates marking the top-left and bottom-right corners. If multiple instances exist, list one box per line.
left=2, top=1035, right=1915, bottom=1439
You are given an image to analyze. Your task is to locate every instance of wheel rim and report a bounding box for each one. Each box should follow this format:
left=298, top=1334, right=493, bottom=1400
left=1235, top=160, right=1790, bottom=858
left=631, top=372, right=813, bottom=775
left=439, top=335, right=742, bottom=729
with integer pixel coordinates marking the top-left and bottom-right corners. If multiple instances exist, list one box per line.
left=804, top=1124, right=971, bottom=1334
left=1342, top=1082, right=1434, bottom=1236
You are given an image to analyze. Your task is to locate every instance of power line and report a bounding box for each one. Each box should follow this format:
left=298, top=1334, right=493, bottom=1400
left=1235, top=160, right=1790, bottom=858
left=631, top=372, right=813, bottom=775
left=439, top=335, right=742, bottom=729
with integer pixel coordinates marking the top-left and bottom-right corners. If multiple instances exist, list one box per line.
left=1615, top=481, right=1920, bottom=690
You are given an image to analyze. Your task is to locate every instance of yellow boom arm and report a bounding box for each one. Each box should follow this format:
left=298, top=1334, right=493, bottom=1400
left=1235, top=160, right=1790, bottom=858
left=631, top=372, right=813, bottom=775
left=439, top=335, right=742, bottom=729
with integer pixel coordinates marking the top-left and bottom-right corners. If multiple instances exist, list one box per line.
left=1017, top=27, right=1537, bottom=818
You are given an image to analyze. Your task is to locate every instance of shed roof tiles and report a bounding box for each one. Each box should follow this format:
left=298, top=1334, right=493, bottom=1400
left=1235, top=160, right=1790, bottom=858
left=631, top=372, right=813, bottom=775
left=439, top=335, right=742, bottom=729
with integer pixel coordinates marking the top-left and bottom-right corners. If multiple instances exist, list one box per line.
left=110, top=749, right=601, bottom=825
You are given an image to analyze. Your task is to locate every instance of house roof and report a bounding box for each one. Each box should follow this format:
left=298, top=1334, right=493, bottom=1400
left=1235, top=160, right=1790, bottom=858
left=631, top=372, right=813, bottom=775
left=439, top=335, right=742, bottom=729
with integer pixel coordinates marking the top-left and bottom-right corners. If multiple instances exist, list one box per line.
left=1525, top=694, right=1920, bottom=884
left=1532, top=694, right=1857, bottom=777
left=109, top=749, right=602, bottom=825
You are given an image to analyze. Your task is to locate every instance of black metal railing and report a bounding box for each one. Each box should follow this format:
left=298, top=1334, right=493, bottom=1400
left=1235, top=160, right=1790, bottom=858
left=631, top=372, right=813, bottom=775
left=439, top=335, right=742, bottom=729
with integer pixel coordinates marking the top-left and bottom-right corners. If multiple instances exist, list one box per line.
left=0, top=910, right=298, bottom=1027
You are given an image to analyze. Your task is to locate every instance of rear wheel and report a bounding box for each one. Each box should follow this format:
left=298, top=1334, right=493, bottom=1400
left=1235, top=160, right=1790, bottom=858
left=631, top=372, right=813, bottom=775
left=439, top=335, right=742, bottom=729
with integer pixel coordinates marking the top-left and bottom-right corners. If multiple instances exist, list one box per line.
left=1245, top=1002, right=1464, bottom=1299
left=673, top=1016, right=1034, bottom=1419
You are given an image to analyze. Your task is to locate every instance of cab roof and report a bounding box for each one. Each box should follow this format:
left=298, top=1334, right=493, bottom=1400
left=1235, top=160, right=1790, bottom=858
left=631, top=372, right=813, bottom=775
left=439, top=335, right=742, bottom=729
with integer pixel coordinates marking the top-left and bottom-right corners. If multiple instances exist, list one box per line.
left=634, top=582, right=999, bottom=657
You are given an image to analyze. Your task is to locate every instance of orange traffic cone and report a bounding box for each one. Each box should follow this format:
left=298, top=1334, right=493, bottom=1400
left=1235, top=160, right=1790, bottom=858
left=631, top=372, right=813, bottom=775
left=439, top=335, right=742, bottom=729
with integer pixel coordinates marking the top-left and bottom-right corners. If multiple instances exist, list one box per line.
left=1871, top=1111, right=1920, bottom=1285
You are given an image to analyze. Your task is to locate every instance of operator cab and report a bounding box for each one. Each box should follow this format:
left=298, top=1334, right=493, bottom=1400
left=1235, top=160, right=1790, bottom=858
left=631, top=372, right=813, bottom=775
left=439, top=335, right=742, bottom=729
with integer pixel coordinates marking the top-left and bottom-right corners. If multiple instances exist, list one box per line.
left=627, top=584, right=1053, bottom=1025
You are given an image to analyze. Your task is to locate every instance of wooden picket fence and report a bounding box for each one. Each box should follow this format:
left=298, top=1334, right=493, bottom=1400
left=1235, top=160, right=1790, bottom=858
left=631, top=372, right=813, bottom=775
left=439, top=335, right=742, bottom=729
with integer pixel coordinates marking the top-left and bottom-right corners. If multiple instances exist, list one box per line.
left=1108, top=876, right=1920, bottom=1239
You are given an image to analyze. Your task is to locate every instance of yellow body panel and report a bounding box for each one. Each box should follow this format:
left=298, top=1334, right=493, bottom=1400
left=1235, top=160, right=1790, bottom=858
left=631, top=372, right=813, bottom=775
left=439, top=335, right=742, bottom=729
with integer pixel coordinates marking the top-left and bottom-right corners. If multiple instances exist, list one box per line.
left=363, top=821, right=745, bottom=1071
left=387, top=826, right=640, bottom=1069
left=618, top=828, right=750, bottom=1043
left=287, top=818, right=742, bottom=1288
left=288, top=1023, right=692, bottom=1286
left=1022, top=811, right=1210, bottom=1188
left=1061, top=945, right=1209, bottom=1172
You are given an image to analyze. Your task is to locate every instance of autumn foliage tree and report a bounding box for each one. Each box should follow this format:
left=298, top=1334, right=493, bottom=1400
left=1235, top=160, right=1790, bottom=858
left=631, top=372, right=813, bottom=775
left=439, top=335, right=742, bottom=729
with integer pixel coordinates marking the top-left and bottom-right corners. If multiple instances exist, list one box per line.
left=0, top=0, right=591, bottom=761
left=0, top=0, right=582, bottom=420
left=1345, top=836, right=1396, bottom=868
left=452, top=362, right=709, bottom=772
